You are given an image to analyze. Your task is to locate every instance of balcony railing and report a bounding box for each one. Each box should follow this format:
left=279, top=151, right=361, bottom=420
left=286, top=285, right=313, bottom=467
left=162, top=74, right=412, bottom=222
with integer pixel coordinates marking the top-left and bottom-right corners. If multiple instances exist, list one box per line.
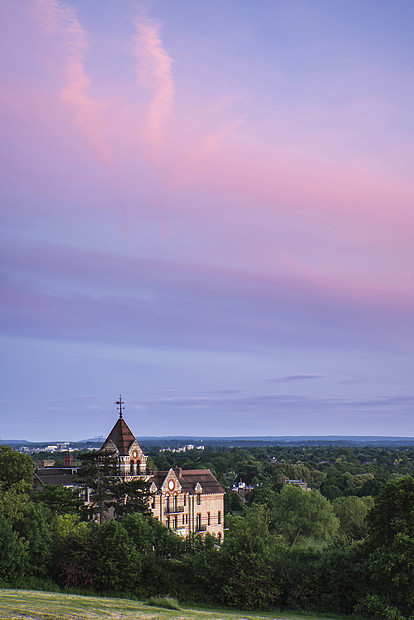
left=197, top=525, right=207, bottom=532
left=165, top=505, right=185, bottom=514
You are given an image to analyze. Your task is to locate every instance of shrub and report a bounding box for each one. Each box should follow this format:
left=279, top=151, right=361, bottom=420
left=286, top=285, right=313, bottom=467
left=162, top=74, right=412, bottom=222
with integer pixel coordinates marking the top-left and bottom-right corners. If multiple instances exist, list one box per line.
left=354, top=594, right=407, bottom=620
left=145, top=596, right=181, bottom=610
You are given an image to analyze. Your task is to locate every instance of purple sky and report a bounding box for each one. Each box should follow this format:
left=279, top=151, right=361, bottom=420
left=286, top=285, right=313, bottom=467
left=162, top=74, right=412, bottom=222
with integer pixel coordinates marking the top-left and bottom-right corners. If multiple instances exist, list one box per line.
left=1, top=0, right=414, bottom=441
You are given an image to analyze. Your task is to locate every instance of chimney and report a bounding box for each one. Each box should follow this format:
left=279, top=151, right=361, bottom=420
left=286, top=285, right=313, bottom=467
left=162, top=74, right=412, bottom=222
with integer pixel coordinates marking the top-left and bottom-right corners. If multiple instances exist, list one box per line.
left=64, top=453, right=73, bottom=467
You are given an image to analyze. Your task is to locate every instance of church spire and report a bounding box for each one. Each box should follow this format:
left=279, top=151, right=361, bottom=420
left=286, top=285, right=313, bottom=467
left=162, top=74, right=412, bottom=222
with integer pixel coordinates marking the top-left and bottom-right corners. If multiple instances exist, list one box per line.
left=115, top=394, right=125, bottom=419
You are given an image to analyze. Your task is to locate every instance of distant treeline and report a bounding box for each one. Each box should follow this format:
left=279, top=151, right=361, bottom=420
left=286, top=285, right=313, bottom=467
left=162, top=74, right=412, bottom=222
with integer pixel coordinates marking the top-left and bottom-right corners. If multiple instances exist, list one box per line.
left=5, top=435, right=414, bottom=450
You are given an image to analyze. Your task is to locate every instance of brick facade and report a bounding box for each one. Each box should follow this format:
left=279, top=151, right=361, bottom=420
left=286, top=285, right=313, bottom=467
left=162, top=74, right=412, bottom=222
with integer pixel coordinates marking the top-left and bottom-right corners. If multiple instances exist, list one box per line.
left=102, top=413, right=225, bottom=541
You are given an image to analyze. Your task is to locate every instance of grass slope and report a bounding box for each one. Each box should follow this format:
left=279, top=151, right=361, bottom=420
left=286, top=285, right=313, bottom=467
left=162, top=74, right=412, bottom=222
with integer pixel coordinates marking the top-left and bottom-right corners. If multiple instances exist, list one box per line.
left=0, top=589, right=341, bottom=620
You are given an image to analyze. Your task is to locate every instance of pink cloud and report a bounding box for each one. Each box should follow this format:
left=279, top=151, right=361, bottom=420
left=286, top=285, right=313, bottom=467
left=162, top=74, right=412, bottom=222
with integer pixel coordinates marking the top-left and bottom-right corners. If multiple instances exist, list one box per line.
left=34, top=0, right=112, bottom=163
left=133, top=18, right=175, bottom=154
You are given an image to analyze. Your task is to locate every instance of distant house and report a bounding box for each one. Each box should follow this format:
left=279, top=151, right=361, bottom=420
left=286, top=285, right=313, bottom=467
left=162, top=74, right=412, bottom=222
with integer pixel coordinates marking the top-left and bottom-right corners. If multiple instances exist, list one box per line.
left=232, top=480, right=253, bottom=501
left=281, top=477, right=309, bottom=491
left=33, top=459, right=55, bottom=468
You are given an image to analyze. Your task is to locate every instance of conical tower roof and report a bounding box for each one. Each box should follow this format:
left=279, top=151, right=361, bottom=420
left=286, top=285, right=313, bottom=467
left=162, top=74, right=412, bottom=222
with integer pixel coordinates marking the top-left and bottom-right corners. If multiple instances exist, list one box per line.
left=102, top=417, right=136, bottom=455
left=101, top=412, right=137, bottom=456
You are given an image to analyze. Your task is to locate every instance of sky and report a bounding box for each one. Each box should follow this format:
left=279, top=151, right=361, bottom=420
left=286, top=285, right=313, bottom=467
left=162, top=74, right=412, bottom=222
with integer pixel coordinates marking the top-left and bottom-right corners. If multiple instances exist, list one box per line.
left=1, top=0, right=414, bottom=441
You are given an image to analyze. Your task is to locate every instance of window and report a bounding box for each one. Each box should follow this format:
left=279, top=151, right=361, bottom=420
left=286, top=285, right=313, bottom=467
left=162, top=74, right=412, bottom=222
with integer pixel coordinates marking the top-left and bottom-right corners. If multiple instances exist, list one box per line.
left=218, top=511, right=221, bottom=524
left=174, top=495, right=178, bottom=511
left=217, top=532, right=222, bottom=545
left=173, top=516, right=177, bottom=530
left=186, top=514, right=188, bottom=524
left=166, top=496, right=170, bottom=512
left=197, top=493, right=201, bottom=506
left=196, top=514, right=201, bottom=531
left=182, top=514, right=185, bottom=525
left=183, top=494, right=186, bottom=506
left=207, top=512, right=210, bottom=526
left=166, top=517, right=170, bottom=529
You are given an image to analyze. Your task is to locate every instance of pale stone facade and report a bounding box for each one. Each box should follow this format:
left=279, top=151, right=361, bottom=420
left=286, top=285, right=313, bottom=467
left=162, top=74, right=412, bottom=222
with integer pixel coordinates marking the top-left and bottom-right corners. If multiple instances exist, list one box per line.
left=150, top=467, right=224, bottom=542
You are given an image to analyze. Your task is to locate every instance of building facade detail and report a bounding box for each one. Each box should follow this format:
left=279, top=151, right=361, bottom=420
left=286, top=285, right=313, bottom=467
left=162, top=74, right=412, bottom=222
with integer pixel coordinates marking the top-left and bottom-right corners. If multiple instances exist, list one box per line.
left=101, top=407, right=225, bottom=540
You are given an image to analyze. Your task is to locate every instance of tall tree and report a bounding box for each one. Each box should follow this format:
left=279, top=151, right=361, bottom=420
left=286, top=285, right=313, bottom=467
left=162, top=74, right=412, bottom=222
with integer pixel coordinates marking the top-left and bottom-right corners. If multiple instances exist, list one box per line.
left=359, top=476, right=414, bottom=617
left=106, top=477, right=151, bottom=518
left=269, top=484, right=339, bottom=548
left=77, top=449, right=118, bottom=522
left=0, top=446, right=34, bottom=491
left=34, top=484, right=83, bottom=515
left=220, top=506, right=284, bottom=609
left=77, top=449, right=151, bottom=521
left=333, top=495, right=373, bottom=539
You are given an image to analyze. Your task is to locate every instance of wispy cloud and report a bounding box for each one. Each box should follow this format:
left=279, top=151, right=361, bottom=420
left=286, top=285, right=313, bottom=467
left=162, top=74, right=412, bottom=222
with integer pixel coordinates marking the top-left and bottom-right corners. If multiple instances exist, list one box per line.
left=191, top=115, right=245, bottom=163
left=270, top=374, right=330, bottom=383
left=2, top=240, right=413, bottom=353
left=141, top=391, right=414, bottom=415
left=133, top=18, right=174, bottom=153
left=35, top=0, right=111, bottom=162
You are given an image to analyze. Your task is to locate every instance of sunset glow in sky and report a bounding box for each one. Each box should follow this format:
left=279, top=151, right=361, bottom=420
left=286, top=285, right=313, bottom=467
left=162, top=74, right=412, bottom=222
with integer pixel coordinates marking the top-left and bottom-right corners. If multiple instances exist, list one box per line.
left=1, top=0, right=414, bottom=441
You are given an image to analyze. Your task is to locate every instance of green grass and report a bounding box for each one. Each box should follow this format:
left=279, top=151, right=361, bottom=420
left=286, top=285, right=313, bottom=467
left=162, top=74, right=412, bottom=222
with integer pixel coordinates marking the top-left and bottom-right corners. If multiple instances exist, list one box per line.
left=0, top=588, right=343, bottom=620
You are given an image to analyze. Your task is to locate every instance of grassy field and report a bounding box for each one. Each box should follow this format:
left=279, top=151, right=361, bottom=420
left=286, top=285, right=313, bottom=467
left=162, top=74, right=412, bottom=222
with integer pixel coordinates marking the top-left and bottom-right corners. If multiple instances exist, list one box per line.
left=0, top=589, right=342, bottom=620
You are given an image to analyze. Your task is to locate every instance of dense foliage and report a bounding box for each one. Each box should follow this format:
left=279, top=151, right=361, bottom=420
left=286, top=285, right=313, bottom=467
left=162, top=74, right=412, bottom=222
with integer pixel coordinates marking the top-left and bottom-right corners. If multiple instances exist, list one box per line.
left=1, top=444, right=414, bottom=619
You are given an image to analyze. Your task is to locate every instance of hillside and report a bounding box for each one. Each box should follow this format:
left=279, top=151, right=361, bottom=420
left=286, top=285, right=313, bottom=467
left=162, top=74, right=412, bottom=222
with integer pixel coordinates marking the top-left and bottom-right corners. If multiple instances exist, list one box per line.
left=0, top=589, right=340, bottom=620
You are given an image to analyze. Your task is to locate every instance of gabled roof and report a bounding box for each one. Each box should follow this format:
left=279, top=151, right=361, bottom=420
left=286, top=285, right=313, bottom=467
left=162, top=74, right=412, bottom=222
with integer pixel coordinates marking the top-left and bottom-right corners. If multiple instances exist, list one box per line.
left=34, top=468, right=79, bottom=488
left=101, top=417, right=137, bottom=456
left=151, top=468, right=225, bottom=495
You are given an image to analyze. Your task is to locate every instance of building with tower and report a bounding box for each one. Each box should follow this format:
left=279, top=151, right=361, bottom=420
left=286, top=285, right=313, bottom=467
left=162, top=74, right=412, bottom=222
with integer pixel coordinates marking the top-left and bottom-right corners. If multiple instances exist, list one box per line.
left=97, top=396, right=225, bottom=540
left=34, top=396, right=225, bottom=540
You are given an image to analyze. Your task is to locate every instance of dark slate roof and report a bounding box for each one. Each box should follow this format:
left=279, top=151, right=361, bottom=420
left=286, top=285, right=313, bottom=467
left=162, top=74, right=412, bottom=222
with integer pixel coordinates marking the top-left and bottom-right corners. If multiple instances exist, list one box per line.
left=101, top=417, right=136, bottom=455
left=34, top=468, right=79, bottom=488
left=151, top=468, right=225, bottom=495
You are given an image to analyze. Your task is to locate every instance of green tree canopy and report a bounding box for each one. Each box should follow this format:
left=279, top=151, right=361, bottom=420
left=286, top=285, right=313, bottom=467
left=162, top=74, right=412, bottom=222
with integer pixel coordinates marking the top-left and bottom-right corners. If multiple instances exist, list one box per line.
left=367, top=475, right=414, bottom=548
left=0, top=513, right=25, bottom=584
left=34, top=484, right=83, bottom=515
left=269, top=484, right=339, bottom=548
left=333, top=495, right=373, bottom=539
left=359, top=476, right=414, bottom=618
left=220, top=505, right=283, bottom=608
left=0, top=446, right=34, bottom=491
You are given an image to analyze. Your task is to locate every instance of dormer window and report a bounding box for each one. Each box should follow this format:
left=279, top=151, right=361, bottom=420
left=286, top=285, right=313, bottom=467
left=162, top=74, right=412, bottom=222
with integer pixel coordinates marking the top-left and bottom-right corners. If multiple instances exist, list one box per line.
left=194, top=481, right=202, bottom=506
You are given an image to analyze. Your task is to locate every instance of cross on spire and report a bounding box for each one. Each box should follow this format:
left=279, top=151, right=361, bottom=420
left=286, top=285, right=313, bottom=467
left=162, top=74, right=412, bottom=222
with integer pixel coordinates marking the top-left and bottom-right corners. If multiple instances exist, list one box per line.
left=115, top=394, right=125, bottom=418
